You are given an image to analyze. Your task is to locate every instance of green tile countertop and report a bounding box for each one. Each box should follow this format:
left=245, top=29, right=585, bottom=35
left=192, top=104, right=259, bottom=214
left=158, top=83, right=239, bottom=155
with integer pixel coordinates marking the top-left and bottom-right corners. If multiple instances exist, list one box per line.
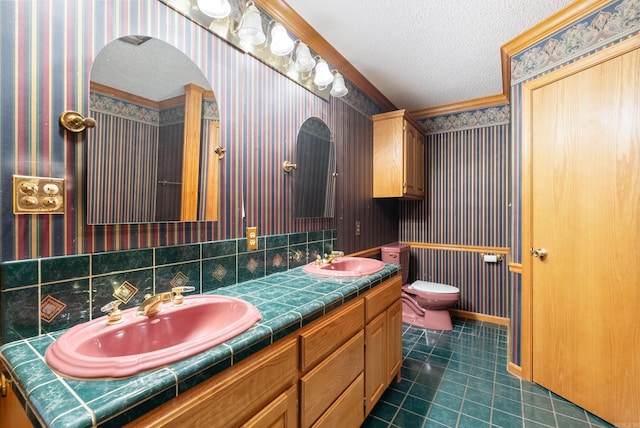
left=0, top=263, right=399, bottom=428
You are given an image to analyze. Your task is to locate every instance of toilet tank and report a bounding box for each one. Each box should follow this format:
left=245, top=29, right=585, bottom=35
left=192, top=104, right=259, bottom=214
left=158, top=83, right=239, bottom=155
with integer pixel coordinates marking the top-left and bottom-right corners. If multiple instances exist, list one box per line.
left=381, top=243, right=410, bottom=284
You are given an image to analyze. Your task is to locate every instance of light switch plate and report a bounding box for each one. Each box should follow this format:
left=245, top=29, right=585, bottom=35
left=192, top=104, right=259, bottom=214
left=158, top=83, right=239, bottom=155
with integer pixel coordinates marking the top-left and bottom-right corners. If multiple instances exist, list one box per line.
left=13, top=175, right=65, bottom=214
left=247, top=226, right=258, bottom=250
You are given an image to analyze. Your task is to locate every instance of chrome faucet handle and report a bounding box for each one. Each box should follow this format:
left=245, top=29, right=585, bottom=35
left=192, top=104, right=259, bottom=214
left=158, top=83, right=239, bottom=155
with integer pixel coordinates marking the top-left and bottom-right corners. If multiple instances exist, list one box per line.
left=171, top=286, right=195, bottom=306
left=100, top=300, right=124, bottom=325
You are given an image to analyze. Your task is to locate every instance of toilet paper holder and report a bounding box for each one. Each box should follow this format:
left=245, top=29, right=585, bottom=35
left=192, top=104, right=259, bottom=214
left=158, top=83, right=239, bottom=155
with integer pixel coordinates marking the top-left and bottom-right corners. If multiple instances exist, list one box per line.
left=480, top=253, right=503, bottom=263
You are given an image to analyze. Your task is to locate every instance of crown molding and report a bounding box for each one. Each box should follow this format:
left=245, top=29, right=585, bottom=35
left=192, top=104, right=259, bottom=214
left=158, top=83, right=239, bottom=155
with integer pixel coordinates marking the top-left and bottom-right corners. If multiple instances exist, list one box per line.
left=411, top=94, right=508, bottom=119
left=256, top=0, right=612, bottom=118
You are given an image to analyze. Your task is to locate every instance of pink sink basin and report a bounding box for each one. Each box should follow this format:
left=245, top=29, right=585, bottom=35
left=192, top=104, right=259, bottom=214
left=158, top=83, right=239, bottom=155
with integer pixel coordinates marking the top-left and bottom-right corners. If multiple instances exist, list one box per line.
left=303, top=256, right=385, bottom=277
left=45, top=295, right=261, bottom=379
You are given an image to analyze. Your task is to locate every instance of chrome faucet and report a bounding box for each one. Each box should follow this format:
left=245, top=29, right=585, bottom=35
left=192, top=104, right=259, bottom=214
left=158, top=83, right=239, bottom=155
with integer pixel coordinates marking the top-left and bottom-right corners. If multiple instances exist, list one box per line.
left=135, top=286, right=195, bottom=317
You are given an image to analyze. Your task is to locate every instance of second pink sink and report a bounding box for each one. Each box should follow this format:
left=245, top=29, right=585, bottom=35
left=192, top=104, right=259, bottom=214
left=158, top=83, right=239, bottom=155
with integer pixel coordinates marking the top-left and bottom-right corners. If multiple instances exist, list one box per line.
left=45, top=294, right=261, bottom=379
left=303, top=256, right=385, bottom=277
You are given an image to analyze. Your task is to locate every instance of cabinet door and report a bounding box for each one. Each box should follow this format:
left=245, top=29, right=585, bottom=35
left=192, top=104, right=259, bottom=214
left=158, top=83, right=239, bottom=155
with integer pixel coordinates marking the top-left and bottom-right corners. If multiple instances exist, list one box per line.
left=364, top=311, right=387, bottom=416
left=241, top=386, right=298, bottom=428
left=403, top=121, right=425, bottom=198
left=386, top=300, right=403, bottom=385
left=0, top=382, right=32, bottom=428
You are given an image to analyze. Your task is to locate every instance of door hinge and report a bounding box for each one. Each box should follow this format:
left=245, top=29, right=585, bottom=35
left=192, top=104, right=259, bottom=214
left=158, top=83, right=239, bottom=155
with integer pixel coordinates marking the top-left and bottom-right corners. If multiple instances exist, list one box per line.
left=296, top=399, right=299, bottom=413
left=363, top=397, right=367, bottom=409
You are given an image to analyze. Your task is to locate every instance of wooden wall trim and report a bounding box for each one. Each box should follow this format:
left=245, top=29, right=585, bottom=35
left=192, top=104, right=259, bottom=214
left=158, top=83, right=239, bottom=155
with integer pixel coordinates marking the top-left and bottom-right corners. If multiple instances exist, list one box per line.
left=90, top=81, right=160, bottom=109
left=508, top=362, right=523, bottom=378
left=508, top=262, right=523, bottom=274
left=181, top=84, right=204, bottom=221
left=254, top=0, right=396, bottom=112
left=501, top=0, right=611, bottom=59
left=450, top=309, right=509, bottom=326
left=403, top=241, right=510, bottom=255
left=500, top=0, right=611, bottom=104
left=348, top=247, right=383, bottom=258
left=411, top=93, right=508, bottom=119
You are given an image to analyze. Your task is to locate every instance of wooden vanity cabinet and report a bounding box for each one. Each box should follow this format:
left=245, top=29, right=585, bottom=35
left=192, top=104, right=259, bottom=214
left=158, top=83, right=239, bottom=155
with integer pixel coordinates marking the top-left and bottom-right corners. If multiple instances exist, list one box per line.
left=0, top=375, right=31, bottom=428
left=127, top=337, right=298, bottom=428
left=373, top=109, right=426, bottom=199
left=124, top=274, right=402, bottom=428
left=364, top=275, right=403, bottom=416
left=298, top=298, right=364, bottom=427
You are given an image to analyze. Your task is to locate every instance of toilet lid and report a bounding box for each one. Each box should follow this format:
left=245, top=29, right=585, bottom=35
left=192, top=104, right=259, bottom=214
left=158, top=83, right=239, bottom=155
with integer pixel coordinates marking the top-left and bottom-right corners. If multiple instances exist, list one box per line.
left=410, top=281, right=459, bottom=294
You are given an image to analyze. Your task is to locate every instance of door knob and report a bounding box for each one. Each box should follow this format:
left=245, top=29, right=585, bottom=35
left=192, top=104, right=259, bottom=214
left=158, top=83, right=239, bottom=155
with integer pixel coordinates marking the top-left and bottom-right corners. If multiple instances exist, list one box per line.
left=531, top=248, right=548, bottom=260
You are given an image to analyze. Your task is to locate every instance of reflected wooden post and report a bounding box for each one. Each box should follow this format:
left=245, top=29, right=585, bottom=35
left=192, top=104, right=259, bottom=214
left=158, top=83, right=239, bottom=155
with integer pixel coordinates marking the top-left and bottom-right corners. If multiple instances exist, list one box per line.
left=181, top=83, right=204, bottom=221
left=204, top=121, right=220, bottom=221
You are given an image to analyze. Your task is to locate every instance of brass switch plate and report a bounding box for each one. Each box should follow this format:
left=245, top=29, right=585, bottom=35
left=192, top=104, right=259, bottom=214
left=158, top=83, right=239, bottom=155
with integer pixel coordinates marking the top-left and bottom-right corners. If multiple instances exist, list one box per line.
left=13, top=175, right=65, bottom=214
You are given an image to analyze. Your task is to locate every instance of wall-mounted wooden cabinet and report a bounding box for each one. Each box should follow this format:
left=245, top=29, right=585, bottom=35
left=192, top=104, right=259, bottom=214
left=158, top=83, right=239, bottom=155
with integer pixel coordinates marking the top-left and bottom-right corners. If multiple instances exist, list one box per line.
left=373, top=110, right=426, bottom=199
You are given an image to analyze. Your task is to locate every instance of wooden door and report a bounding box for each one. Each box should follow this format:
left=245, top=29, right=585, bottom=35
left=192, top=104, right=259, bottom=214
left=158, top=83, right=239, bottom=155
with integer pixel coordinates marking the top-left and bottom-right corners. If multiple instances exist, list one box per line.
left=526, top=39, right=640, bottom=425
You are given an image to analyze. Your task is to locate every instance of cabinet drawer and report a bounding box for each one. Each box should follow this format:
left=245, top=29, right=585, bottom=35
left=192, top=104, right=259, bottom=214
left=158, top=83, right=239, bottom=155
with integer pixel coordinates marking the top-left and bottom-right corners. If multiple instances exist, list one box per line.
left=300, top=331, right=364, bottom=427
left=240, top=385, right=297, bottom=428
left=127, top=338, right=298, bottom=428
left=299, top=298, right=364, bottom=372
left=312, top=373, right=364, bottom=428
left=364, top=275, right=401, bottom=323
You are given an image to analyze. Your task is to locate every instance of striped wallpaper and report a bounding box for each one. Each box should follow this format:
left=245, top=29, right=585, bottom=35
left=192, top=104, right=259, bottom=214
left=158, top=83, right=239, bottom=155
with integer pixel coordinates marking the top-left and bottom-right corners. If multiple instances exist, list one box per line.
left=399, top=123, right=511, bottom=318
left=0, top=0, right=397, bottom=261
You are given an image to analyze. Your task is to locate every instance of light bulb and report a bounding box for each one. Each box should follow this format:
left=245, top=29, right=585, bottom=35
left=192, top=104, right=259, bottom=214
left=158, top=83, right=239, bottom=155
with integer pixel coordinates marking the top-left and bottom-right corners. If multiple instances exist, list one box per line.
left=314, top=60, right=334, bottom=89
left=237, top=4, right=266, bottom=45
left=197, top=0, right=231, bottom=19
left=330, top=72, right=348, bottom=97
left=269, top=24, right=294, bottom=56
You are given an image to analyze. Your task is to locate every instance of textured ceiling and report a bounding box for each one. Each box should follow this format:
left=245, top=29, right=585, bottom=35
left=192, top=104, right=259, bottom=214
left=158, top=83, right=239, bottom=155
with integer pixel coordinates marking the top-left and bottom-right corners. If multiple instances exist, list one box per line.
left=91, top=38, right=211, bottom=102
left=284, top=0, right=575, bottom=111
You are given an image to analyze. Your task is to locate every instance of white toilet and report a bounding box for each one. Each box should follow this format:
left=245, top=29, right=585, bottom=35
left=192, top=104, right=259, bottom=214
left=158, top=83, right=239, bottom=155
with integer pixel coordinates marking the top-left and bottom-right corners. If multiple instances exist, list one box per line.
left=381, top=243, right=460, bottom=330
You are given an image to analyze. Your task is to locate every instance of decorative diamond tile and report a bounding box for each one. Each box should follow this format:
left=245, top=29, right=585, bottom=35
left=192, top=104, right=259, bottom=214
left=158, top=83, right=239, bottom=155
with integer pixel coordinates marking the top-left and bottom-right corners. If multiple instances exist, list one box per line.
left=213, top=264, right=227, bottom=281
left=246, top=258, right=258, bottom=273
left=112, top=280, right=138, bottom=303
left=170, top=271, right=189, bottom=288
left=272, top=253, right=284, bottom=267
left=40, top=295, right=67, bottom=323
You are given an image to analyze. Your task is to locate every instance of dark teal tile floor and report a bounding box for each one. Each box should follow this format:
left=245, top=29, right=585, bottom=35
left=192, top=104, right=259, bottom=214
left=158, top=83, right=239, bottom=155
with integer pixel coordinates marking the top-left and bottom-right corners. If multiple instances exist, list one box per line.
left=363, top=319, right=615, bottom=428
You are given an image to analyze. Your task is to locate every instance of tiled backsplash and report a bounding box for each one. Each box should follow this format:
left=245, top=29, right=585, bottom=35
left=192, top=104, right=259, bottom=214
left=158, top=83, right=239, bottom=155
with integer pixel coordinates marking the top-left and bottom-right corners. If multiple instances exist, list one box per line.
left=0, top=230, right=336, bottom=344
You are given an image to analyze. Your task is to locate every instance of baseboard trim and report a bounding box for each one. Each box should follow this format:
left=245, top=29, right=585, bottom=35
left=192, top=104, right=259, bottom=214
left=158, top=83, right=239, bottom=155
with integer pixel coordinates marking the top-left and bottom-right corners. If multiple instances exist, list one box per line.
left=508, top=362, right=523, bottom=378
left=450, top=309, right=509, bottom=326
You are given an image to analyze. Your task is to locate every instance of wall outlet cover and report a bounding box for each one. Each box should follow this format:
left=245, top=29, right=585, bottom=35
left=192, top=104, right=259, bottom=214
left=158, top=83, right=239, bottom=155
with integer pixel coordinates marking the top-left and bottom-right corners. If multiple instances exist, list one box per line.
left=247, top=227, right=258, bottom=250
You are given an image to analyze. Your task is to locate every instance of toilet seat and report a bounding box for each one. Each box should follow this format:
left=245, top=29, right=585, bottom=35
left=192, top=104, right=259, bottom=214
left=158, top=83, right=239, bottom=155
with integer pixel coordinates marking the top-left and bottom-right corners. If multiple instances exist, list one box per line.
left=410, top=281, right=459, bottom=294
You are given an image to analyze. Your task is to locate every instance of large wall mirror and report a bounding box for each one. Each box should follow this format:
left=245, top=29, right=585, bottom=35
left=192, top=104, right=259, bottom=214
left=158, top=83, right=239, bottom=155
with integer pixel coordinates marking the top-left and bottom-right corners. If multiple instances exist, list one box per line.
left=294, top=118, right=336, bottom=218
left=87, top=35, right=222, bottom=224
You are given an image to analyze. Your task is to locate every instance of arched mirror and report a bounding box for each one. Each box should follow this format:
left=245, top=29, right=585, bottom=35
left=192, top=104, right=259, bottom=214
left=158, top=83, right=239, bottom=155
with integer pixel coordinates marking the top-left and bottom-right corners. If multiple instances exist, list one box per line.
left=87, top=35, right=221, bottom=224
left=293, top=118, right=335, bottom=218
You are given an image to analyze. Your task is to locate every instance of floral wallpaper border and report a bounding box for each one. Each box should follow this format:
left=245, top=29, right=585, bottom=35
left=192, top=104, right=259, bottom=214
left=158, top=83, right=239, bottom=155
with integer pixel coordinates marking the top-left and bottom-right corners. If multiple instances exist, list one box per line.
left=417, top=104, right=511, bottom=135
left=511, top=0, right=640, bottom=84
